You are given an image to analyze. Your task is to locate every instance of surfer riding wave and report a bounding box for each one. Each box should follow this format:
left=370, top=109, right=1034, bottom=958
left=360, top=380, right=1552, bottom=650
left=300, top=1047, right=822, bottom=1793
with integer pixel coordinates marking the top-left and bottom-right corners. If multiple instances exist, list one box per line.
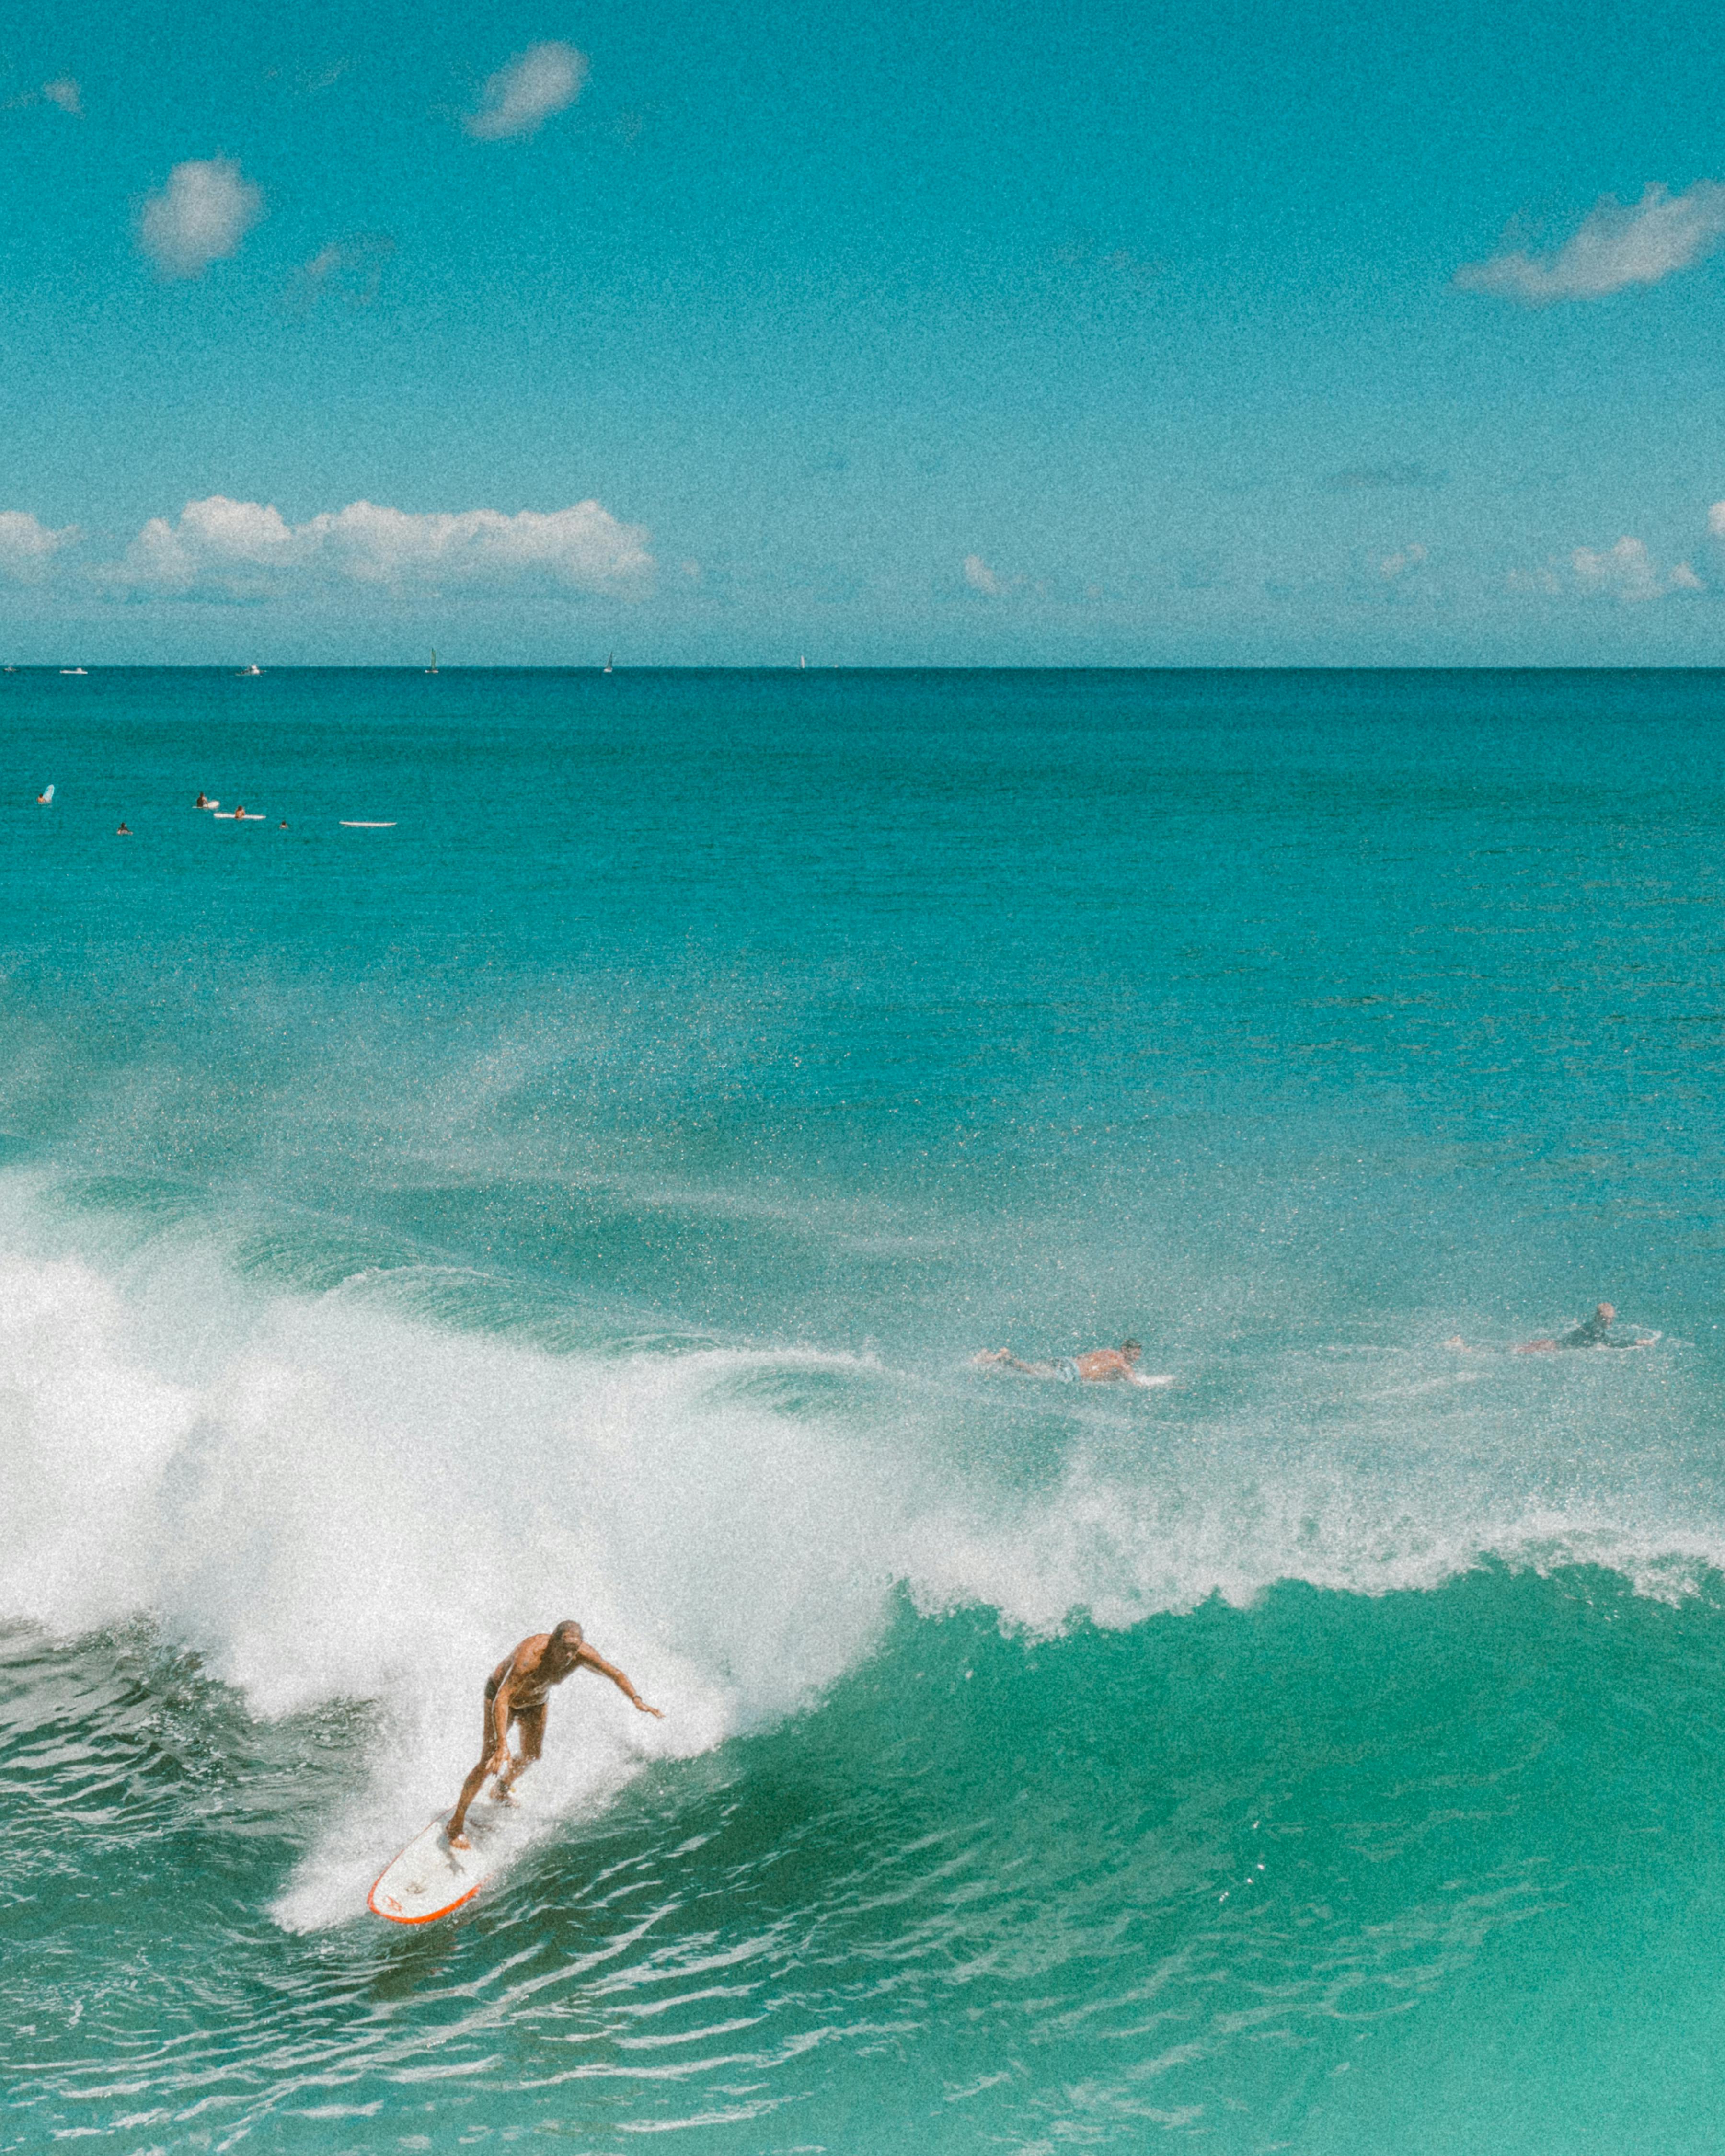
left=448, top=1620, right=662, bottom=1849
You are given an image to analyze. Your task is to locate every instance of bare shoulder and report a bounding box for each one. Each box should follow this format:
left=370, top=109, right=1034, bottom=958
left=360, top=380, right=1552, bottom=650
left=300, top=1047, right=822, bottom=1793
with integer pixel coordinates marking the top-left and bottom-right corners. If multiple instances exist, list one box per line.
left=512, top=1631, right=554, bottom=1673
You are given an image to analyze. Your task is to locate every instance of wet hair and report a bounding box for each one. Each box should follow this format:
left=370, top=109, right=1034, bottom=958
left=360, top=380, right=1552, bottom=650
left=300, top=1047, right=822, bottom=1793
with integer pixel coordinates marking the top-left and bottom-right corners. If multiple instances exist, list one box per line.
left=1121, top=1339, right=1142, bottom=1356
left=552, top=1619, right=585, bottom=1647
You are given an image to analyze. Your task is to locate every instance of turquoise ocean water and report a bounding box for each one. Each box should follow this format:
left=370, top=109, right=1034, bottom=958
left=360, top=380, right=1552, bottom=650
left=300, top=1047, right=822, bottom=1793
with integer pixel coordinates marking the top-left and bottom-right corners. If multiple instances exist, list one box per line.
left=2, top=667, right=1724, bottom=2152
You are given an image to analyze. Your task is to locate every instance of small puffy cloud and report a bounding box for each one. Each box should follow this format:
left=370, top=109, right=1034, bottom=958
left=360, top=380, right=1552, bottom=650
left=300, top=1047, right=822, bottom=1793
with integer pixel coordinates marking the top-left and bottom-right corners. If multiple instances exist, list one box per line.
left=1706, top=500, right=1725, bottom=539
left=963, top=553, right=1004, bottom=595
left=108, top=495, right=652, bottom=597
left=292, top=233, right=394, bottom=310
left=1379, top=543, right=1427, bottom=581
left=1565, top=536, right=1701, bottom=601
left=0, top=511, right=80, bottom=582
left=121, top=496, right=295, bottom=588
left=1456, top=182, right=1725, bottom=305
left=1574, top=536, right=1668, bottom=601
left=42, top=77, right=81, bottom=115
left=139, top=158, right=265, bottom=279
left=466, top=42, right=588, bottom=140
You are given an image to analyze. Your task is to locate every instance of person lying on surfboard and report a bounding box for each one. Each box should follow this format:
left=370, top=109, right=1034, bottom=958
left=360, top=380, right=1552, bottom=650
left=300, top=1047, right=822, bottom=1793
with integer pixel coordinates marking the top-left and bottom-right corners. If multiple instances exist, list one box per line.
left=971, top=1339, right=1172, bottom=1387
left=447, top=1620, right=662, bottom=1849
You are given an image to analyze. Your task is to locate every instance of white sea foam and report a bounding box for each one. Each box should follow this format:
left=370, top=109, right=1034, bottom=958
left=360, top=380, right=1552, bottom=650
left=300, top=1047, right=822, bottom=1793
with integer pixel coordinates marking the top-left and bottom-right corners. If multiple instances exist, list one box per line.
left=0, top=1174, right=1721, bottom=1929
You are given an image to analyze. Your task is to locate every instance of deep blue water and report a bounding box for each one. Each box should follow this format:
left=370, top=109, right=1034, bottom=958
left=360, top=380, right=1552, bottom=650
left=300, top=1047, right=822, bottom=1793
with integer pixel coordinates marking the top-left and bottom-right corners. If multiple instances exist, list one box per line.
left=1, top=668, right=1723, bottom=2152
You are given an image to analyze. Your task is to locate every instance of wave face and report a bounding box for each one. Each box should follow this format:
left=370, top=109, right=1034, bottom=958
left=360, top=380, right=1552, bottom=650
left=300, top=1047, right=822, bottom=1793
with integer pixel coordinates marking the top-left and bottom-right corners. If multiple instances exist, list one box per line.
left=5, top=668, right=1725, bottom=2151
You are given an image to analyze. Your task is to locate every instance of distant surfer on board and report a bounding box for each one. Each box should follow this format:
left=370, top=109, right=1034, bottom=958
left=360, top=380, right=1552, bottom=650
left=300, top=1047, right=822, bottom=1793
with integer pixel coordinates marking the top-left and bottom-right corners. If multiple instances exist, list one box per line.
left=971, top=1338, right=1172, bottom=1387
left=447, top=1621, right=662, bottom=1849
left=1514, top=1301, right=1654, bottom=1353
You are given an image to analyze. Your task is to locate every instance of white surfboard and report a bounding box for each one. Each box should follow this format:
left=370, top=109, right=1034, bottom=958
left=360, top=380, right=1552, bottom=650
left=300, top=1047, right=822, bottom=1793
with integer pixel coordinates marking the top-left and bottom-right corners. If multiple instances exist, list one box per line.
left=341, top=820, right=397, bottom=827
left=368, top=1809, right=503, bottom=1925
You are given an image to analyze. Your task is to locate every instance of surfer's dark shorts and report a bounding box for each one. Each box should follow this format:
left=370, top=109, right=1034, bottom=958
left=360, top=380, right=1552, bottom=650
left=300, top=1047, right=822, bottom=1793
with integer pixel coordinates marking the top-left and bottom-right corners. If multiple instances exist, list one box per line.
left=483, top=1675, right=545, bottom=1723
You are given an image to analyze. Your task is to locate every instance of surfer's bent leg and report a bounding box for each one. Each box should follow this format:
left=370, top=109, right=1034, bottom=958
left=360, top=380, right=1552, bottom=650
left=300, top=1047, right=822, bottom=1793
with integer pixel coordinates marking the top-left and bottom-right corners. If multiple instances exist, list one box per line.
left=494, top=1707, right=545, bottom=1801
left=449, top=1754, right=493, bottom=1847
left=450, top=1692, right=514, bottom=1846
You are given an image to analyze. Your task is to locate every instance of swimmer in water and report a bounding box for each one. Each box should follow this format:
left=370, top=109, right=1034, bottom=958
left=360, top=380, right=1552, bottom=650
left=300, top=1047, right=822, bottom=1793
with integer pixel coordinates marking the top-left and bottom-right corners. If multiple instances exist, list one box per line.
left=447, top=1621, right=662, bottom=1850
left=1515, top=1301, right=1653, bottom=1353
left=973, top=1338, right=1173, bottom=1387
left=195, top=792, right=209, bottom=808
left=115, top=821, right=131, bottom=835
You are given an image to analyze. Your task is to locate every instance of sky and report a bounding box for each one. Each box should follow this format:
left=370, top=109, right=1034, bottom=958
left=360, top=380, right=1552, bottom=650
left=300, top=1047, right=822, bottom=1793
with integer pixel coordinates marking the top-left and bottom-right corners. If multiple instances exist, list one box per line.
left=6, top=0, right=1725, bottom=664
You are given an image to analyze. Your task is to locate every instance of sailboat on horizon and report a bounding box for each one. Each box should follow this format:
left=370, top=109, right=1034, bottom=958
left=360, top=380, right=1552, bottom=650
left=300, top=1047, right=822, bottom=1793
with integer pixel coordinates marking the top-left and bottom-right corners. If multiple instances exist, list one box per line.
left=426, top=649, right=438, bottom=674
left=603, top=652, right=614, bottom=674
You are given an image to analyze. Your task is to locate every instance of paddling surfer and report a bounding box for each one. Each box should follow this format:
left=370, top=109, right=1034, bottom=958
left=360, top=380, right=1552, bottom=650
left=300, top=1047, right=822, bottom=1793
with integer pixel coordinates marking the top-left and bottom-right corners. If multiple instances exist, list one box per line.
left=972, top=1338, right=1172, bottom=1387
left=447, top=1621, right=662, bottom=1849
left=1515, top=1301, right=1653, bottom=1353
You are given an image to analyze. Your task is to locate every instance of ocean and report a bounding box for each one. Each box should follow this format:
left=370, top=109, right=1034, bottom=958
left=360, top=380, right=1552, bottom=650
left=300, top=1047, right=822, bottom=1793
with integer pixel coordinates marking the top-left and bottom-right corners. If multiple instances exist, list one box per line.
left=2, top=665, right=1723, bottom=2153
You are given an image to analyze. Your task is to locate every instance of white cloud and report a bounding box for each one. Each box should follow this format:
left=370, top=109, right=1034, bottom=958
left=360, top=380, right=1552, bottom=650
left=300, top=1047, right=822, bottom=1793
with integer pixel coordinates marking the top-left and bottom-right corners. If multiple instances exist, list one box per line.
left=0, top=512, right=80, bottom=582
left=293, top=233, right=394, bottom=309
left=963, top=553, right=1004, bottom=595
left=1569, top=536, right=1701, bottom=601
left=1706, top=500, right=1725, bottom=539
left=1380, top=542, right=1427, bottom=581
left=466, top=42, right=588, bottom=140
left=139, top=158, right=265, bottom=279
left=42, top=78, right=81, bottom=115
left=107, top=495, right=653, bottom=596
left=1456, top=182, right=1725, bottom=304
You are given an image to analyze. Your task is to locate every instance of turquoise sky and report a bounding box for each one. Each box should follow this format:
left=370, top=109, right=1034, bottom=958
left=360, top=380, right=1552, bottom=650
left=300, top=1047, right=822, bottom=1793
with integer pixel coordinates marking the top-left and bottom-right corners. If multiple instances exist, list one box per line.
left=5, top=0, right=1725, bottom=663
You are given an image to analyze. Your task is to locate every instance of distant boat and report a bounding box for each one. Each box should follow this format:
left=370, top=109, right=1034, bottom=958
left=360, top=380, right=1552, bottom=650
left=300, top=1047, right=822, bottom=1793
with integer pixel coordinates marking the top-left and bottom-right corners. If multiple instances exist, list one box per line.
left=603, top=652, right=614, bottom=674
left=799, top=654, right=807, bottom=670
left=59, top=667, right=86, bottom=676
left=238, top=664, right=263, bottom=677
left=426, top=649, right=438, bottom=675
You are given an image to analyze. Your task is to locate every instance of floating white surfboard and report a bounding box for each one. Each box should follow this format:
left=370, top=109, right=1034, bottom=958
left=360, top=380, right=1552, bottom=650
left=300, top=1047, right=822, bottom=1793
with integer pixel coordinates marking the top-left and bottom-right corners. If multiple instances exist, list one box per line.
left=369, top=1809, right=503, bottom=1925
left=341, top=820, right=397, bottom=828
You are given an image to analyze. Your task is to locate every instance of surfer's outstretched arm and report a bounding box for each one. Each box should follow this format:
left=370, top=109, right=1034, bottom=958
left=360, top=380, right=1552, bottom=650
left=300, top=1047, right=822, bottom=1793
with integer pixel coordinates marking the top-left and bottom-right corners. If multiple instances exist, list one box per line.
left=579, top=1646, right=663, bottom=1717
